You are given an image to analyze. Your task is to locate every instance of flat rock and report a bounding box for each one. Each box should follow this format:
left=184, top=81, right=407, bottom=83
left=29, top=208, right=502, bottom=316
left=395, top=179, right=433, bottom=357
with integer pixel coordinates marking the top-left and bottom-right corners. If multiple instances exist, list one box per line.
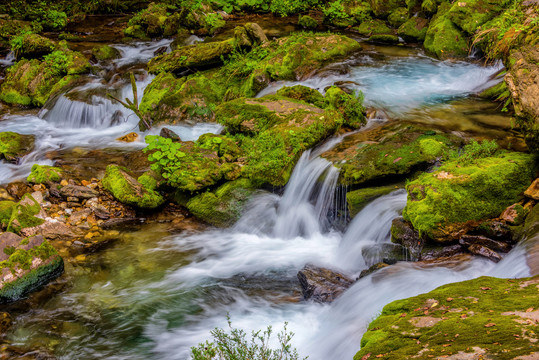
left=21, top=220, right=81, bottom=241
left=297, top=264, right=354, bottom=303
left=467, top=243, right=502, bottom=263
left=59, top=185, right=99, bottom=200
left=459, top=235, right=512, bottom=253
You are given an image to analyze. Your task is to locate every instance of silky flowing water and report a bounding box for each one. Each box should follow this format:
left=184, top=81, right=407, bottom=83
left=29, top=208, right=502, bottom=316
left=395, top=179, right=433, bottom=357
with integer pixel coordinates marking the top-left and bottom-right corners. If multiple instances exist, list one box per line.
left=0, top=36, right=530, bottom=360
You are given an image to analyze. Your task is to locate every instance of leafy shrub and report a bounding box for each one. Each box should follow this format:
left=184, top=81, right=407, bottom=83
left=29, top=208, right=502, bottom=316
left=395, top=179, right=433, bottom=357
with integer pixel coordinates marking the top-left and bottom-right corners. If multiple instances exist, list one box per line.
left=190, top=319, right=307, bottom=360
left=322, top=0, right=350, bottom=23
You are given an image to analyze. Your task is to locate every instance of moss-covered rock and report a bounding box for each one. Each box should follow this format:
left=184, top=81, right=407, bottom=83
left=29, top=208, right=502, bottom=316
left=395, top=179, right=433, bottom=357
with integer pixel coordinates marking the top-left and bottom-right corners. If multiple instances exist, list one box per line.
left=0, top=132, right=35, bottom=163
left=0, top=234, right=63, bottom=304
left=447, top=0, right=509, bottom=35
left=423, top=3, right=468, bottom=59
left=276, top=85, right=326, bottom=108
left=11, top=33, right=56, bottom=59
left=101, top=165, right=164, bottom=209
left=91, top=44, right=121, bottom=61
left=368, top=33, right=400, bottom=44
left=186, top=179, right=256, bottom=227
left=0, top=194, right=45, bottom=234
left=402, top=151, right=536, bottom=241
left=148, top=37, right=238, bottom=74
left=348, top=185, right=401, bottom=216
left=324, top=86, right=366, bottom=129
left=0, top=49, right=90, bottom=107
left=323, top=126, right=461, bottom=186
left=398, top=17, right=429, bottom=42
left=388, top=7, right=408, bottom=28
left=124, top=2, right=171, bottom=38
left=298, top=15, right=319, bottom=29
left=368, top=0, right=407, bottom=18
left=355, top=276, right=539, bottom=359
left=26, top=164, right=63, bottom=184
left=356, top=19, right=392, bottom=36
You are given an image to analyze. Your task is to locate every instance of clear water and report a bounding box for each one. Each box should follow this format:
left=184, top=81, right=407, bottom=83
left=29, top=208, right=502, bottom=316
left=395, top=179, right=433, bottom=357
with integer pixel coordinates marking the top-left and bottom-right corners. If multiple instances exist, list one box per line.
left=1, top=38, right=531, bottom=360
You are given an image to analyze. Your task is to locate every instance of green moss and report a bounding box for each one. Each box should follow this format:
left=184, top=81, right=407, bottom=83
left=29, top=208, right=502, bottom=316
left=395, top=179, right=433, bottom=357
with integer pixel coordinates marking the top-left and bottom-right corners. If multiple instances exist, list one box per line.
left=448, top=0, right=510, bottom=35
left=125, top=2, right=170, bottom=38
left=324, top=86, right=366, bottom=129
left=277, top=85, right=326, bottom=108
left=0, top=237, right=63, bottom=303
left=10, top=33, right=55, bottom=59
left=369, top=0, right=407, bottom=18
left=186, top=179, right=256, bottom=227
left=368, top=33, right=400, bottom=43
left=0, top=194, right=44, bottom=234
left=0, top=49, right=89, bottom=107
left=398, top=17, right=429, bottom=42
left=0, top=131, right=35, bottom=162
left=388, top=7, right=408, bottom=28
left=330, top=128, right=460, bottom=186
left=402, top=152, right=536, bottom=239
left=347, top=185, right=400, bottom=216
left=356, top=19, right=392, bottom=36
left=298, top=15, right=319, bottom=29
left=355, top=276, right=539, bottom=359
left=26, top=164, right=63, bottom=184
left=102, top=165, right=164, bottom=209
left=423, top=3, right=469, bottom=59
left=91, top=45, right=120, bottom=61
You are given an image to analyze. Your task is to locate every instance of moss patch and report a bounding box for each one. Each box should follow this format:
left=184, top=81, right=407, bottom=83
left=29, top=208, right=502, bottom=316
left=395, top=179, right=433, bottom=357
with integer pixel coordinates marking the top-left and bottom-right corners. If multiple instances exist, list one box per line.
left=355, top=276, right=539, bottom=359
left=423, top=3, right=469, bottom=59
left=0, top=132, right=35, bottom=162
left=102, top=165, right=164, bottom=209
left=186, top=179, right=256, bottom=227
left=347, top=185, right=401, bottom=216
left=403, top=151, right=536, bottom=240
left=0, top=194, right=44, bottom=234
left=26, top=164, right=63, bottom=184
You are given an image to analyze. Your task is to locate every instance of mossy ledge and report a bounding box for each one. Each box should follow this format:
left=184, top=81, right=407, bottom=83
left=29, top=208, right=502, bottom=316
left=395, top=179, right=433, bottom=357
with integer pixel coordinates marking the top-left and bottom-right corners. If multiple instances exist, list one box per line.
left=355, top=276, right=539, bottom=360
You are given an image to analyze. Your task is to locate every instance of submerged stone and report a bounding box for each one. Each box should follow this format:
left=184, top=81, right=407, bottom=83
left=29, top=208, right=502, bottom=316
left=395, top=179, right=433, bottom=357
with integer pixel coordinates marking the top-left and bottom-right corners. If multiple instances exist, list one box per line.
left=297, top=264, right=354, bottom=303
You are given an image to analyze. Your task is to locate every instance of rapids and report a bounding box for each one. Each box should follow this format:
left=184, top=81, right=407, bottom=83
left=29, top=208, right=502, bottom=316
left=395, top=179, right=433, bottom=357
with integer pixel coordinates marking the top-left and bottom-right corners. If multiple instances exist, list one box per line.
left=0, top=36, right=530, bottom=360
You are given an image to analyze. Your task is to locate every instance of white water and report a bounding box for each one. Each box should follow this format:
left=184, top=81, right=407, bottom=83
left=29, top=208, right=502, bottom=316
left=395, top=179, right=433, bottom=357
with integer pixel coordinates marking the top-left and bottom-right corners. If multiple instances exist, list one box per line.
left=112, top=38, right=174, bottom=67
left=258, top=56, right=504, bottom=115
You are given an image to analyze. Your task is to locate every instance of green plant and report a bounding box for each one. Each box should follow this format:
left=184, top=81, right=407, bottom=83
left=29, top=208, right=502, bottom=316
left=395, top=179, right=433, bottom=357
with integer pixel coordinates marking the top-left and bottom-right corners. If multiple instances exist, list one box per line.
left=322, top=0, right=350, bottom=23
left=190, top=318, right=307, bottom=360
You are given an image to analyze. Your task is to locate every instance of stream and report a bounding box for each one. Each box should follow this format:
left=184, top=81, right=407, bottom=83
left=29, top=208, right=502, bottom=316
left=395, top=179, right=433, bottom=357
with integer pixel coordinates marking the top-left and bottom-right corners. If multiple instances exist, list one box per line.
left=0, top=34, right=531, bottom=360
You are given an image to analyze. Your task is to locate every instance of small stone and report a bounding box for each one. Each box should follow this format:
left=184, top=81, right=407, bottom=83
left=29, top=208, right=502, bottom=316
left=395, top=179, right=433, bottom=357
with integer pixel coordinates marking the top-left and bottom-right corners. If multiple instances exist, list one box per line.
left=67, top=196, right=79, bottom=203
left=467, top=244, right=502, bottom=263
left=116, top=132, right=139, bottom=143
left=159, top=127, right=181, bottom=141
left=524, top=178, right=539, bottom=200
left=73, top=241, right=84, bottom=246
left=75, top=255, right=86, bottom=262
left=60, top=180, right=68, bottom=186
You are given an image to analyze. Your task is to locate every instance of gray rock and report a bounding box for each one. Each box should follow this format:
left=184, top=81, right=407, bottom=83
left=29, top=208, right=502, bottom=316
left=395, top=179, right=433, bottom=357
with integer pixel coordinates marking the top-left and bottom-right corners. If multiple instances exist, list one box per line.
left=467, top=244, right=502, bottom=263
left=459, top=235, right=512, bottom=253
left=59, top=185, right=99, bottom=200
left=297, top=264, right=354, bottom=303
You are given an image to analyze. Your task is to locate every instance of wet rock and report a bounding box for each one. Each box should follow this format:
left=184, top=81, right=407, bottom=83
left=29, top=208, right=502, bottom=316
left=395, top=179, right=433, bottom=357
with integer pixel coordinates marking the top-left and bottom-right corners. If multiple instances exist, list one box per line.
left=358, top=262, right=390, bottom=279
left=467, top=243, right=502, bottom=263
left=244, top=22, right=268, bottom=45
left=297, top=264, right=354, bottom=303
left=159, top=127, right=181, bottom=141
left=88, top=203, right=110, bottom=220
left=348, top=185, right=400, bottom=217
left=390, top=217, right=424, bottom=260
left=421, top=244, right=464, bottom=261
left=91, top=45, right=121, bottom=61
left=0, top=311, right=11, bottom=333
left=474, top=221, right=512, bottom=242
left=154, top=46, right=168, bottom=56
left=6, top=182, right=32, bottom=200
left=423, top=3, right=468, bottom=59
left=524, top=178, right=539, bottom=200
left=102, top=165, right=164, bottom=209
left=59, top=185, right=99, bottom=200
left=0, top=234, right=64, bottom=303
left=110, top=110, right=123, bottom=126
left=68, top=209, right=92, bottom=226
left=368, top=0, right=407, bottom=18
left=362, top=243, right=408, bottom=266
left=116, top=132, right=139, bottom=143
left=13, top=33, right=56, bottom=60
left=500, top=203, right=528, bottom=225
left=398, top=17, right=429, bottom=42
left=458, top=235, right=512, bottom=253
left=0, top=132, right=35, bottom=163
left=20, top=221, right=81, bottom=241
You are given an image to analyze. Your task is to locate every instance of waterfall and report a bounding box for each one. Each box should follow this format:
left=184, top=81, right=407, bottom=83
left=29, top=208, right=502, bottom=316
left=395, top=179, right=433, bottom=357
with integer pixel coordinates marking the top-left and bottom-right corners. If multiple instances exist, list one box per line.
left=234, top=149, right=339, bottom=239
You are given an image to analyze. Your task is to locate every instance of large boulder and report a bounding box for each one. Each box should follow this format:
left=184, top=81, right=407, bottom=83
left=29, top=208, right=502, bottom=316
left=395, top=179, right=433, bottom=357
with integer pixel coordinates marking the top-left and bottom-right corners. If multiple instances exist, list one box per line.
left=0, top=132, right=35, bottom=163
left=186, top=179, right=256, bottom=227
left=11, top=33, right=56, bottom=59
left=0, top=233, right=64, bottom=303
left=402, top=151, right=536, bottom=242
left=322, top=125, right=462, bottom=186
left=0, top=49, right=90, bottom=107
left=423, top=3, right=468, bottom=59
left=368, top=0, right=407, bottom=18
left=102, top=165, right=164, bottom=209
left=398, top=17, right=429, bottom=42
left=447, top=0, right=509, bottom=35
left=355, top=276, right=539, bottom=359
left=297, top=264, right=354, bottom=303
